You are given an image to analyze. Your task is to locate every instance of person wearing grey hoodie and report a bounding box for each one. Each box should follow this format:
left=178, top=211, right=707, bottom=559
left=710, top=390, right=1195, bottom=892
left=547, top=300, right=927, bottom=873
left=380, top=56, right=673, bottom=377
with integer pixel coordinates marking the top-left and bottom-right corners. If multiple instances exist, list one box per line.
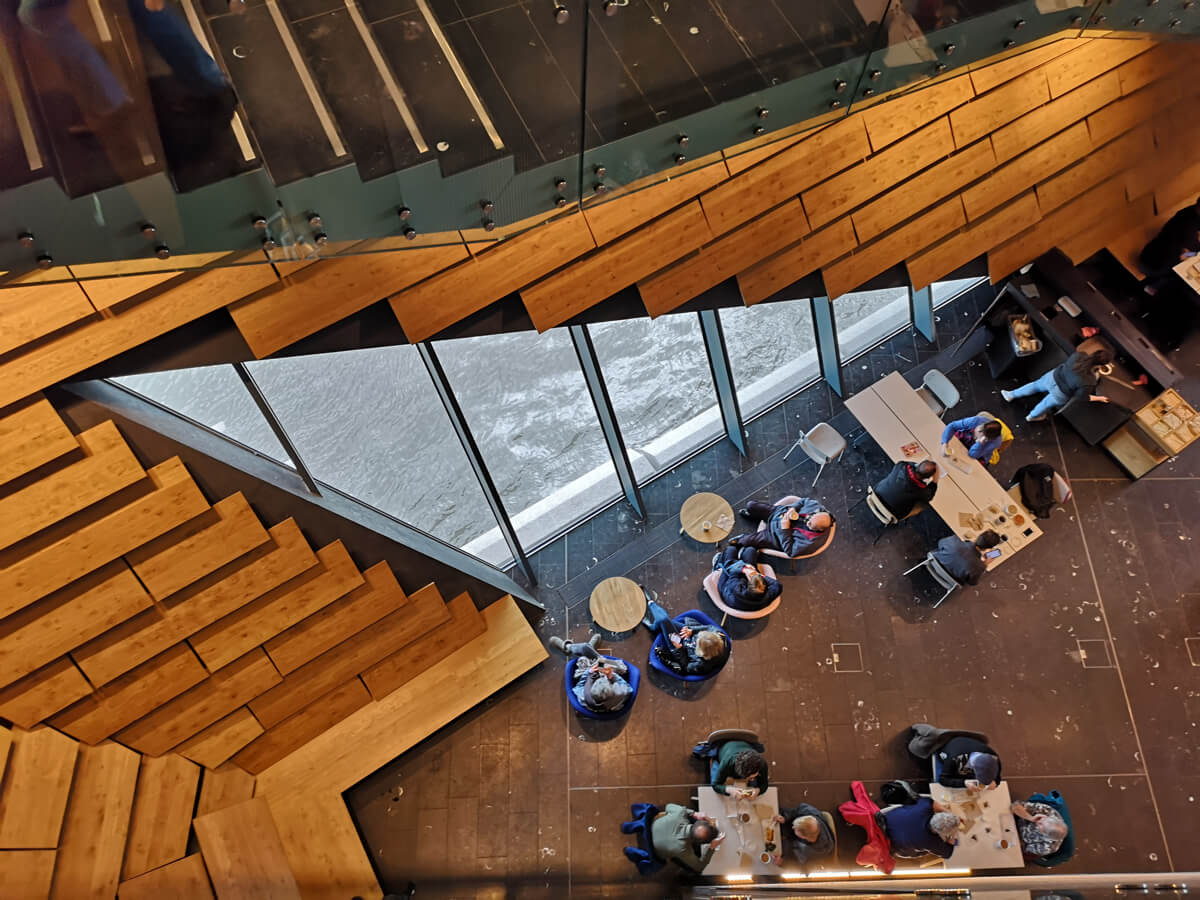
left=773, top=803, right=835, bottom=867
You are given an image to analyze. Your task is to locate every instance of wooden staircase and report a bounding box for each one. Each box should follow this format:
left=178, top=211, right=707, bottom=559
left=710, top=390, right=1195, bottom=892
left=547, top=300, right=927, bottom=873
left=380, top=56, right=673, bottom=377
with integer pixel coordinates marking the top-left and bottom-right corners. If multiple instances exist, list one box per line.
left=0, top=397, right=547, bottom=898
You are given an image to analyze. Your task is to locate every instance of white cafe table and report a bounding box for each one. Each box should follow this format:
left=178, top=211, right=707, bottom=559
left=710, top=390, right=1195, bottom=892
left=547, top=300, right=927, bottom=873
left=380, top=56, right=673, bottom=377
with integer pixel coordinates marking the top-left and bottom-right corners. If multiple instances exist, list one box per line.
left=696, top=786, right=781, bottom=877
left=1173, top=255, right=1200, bottom=297
left=929, top=781, right=1025, bottom=869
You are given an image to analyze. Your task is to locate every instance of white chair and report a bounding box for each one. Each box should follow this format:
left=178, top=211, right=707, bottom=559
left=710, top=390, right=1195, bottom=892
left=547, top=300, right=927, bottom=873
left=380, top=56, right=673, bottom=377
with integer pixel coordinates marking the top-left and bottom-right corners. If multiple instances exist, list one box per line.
left=863, top=486, right=923, bottom=544
left=783, top=422, right=846, bottom=486
left=903, top=552, right=962, bottom=608
left=703, top=564, right=781, bottom=626
left=915, top=369, right=960, bottom=418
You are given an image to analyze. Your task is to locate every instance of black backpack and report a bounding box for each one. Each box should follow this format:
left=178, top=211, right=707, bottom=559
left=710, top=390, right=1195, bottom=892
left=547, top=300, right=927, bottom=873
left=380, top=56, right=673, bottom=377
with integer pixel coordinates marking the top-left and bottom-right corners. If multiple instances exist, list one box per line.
left=880, top=779, right=921, bottom=806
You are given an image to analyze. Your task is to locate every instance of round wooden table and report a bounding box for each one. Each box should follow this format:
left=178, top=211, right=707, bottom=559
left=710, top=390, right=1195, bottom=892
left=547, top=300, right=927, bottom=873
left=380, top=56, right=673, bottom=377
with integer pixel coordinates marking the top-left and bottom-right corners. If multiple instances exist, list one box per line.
left=589, top=576, right=646, bottom=633
left=679, top=492, right=735, bottom=543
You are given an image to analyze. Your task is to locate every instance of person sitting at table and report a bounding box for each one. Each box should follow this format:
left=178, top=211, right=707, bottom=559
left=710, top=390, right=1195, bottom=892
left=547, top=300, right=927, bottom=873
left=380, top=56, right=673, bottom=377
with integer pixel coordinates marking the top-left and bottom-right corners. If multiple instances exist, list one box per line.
left=1011, top=799, right=1069, bottom=861
left=713, top=544, right=782, bottom=614
left=878, top=797, right=961, bottom=859
left=940, top=413, right=1005, bottom=465
left=1140, top=196, right=1200, bottom=279
left=547, top=634, right=632, bottom=714
left=701, top=738, right=769, bottom=797
left=873, top=459, right=939, bottom=518
left=1001, top=349, right=1114, bottom=422
left=730, top=497, right=834, bottom=557
left=930, top=530, right=1001, bottom=587
left=650, top=803, right=724, bottom=873
left=773, top=803, right=835, bottom=867
left=643, top=599, right=729, bottom=676
left=936, top=734, right=1002, bottom=791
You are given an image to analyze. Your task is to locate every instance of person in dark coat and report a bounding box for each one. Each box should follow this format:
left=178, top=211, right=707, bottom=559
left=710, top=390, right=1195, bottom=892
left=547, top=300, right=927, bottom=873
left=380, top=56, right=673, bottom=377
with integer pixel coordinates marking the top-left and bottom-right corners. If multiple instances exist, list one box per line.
left=731, top=498, right=834, bottom=557
left=930, top=530, right=1000, bottom=587
left=773, top=803, right=835, bottom=866
left=713, top=545, right=782, bottom=613
left=874, top=459, right=939, bottom=518
left=879, top=797, right=960, bottom=858
left=936, top=735, right=1002, bottom=790
left=1002, top=349, right=1113, bottom=422
left=1140, top=197, right=1200, bottom=276
left=709, top=740, right=768, bottom=797
left=643, top=600, right=729, bottom=677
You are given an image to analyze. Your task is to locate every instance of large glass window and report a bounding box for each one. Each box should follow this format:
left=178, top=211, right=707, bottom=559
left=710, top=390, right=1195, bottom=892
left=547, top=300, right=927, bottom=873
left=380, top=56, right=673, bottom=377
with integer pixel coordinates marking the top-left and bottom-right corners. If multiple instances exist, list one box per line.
left=434, top=329, right=619, bottom=555
left=833, top=287, right=911, bottom=361
left=589, top=313, right=723, bottom=481
left=933, top=276, right=988, bottom=308
left=113, top=365, right=292, bottom=464
left=245, top=347, right=509, bottom=567
left=719, top=299, right=819, bottom=418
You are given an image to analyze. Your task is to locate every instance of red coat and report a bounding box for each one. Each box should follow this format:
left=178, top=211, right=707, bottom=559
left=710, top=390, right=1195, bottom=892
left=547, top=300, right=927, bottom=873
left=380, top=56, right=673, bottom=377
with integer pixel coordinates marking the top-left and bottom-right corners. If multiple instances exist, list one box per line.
left=839, top=781, right=894, bottom=874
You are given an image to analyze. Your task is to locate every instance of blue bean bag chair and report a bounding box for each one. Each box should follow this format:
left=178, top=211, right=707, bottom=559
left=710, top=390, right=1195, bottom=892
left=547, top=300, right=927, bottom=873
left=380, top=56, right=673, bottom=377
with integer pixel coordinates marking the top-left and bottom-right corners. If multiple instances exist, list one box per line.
left=648, top=610, right=729, bottom=682
left=564, top=655, right=639, bottom=720
left=1027, top=790, right=1074, bottom=867
left=621, top=802, right=666, bottom=875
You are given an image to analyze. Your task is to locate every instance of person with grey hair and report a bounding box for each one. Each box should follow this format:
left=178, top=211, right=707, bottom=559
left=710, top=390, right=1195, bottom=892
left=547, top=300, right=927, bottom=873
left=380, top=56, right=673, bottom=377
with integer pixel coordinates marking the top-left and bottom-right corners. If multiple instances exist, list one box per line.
left=548, top=634, right=632, bottom=714
left=1012, top=800, right=1069, bottom=860
left=878, top=796, right=960, bottom=859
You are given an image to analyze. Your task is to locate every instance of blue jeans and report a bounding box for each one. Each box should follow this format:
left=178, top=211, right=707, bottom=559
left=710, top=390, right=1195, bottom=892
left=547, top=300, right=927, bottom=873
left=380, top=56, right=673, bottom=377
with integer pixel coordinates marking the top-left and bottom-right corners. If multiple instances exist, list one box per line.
left=1010, top=370, right=1070, bottom=419
left=18, top=0, right=130, bottom=114
left=127, top=0, right=228, bottom=96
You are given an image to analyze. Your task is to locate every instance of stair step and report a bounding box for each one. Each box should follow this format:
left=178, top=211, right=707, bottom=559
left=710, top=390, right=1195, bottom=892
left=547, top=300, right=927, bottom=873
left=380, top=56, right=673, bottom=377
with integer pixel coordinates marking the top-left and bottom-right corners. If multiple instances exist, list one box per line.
left=233, top=678, right=370, bottom=774
left=0, top=725, right=79, bottom=849
left=176, top=707, right=264, bottom=770
left=121, top=753, right=201, bottom=880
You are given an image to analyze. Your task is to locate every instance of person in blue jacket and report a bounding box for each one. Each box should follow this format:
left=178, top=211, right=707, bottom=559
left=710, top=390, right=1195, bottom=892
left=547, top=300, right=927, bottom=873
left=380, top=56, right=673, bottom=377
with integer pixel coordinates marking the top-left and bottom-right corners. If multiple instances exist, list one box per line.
left=940, top=413, right=1003, bottom=464
left=878, top=797, right=961, bottom=859
left=731, top=497, right=834, bottom=557
left=712, top=545, right=781, bottom=613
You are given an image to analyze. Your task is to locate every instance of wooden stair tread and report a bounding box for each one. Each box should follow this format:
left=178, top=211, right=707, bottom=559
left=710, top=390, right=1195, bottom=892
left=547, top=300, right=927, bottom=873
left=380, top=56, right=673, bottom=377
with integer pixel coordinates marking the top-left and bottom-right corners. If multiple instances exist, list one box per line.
left=0, top=849, right=57, bottom=899
left=49, top=741, right=141, bottom=900
left=176, top=708, right=265, bottom=770
left=193, top=797, right=301, bottom=900
left=118, top=852, right=214, bottom=900
left=248, top=583, right=451, bottom=729
left=73, top=519, right=317, bottom=687
left=195, top=764, right=256, bottom=818
left=126, top=493, right=270, bottom=601
left=264, top=561, right=406, bottom=675
left=233, top=679, right=371, bottom=775
left=0, top=398, right=77, bottom=487
left=188, top=540, right=362, bottom=672
left=0, top=726, right=79, bottom=849
left=0, top=421, right=144, bottom=552
left=78, top=272, right=180, bottom=311
left=0, top=457, right=209, bottom=610
left=0, top=727, right=10, bottom=781
left=120, top=753, right=201, bottom=880
left=362, top=592, right=487, bottom=700
left=0, top=658, right=92, bottom=728
left=0, top=282, right=95, bottom=357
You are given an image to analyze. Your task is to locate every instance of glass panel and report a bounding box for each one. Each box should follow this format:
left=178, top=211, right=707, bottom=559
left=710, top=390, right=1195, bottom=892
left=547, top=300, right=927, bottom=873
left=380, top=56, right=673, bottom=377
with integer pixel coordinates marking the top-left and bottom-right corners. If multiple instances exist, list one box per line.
left=112, top=364, right=291, bottom=464
left=833, top=286, right=911, bottom=360
left=245, top=346, right=509, bottom=567
left=933, top=275, right=988, bottom=307
left=719, top=299, right=820, bottom=418
left=434, top=329, right=619, bottom=554
left=588, top=313, right=723, bottom=482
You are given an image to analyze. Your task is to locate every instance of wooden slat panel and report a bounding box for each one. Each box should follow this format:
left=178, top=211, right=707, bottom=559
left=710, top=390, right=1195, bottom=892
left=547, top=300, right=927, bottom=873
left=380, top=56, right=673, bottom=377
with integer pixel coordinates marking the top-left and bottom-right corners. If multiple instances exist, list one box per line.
left=188, top=541, right=362, bottom=672
left=233, top=679, right=371, bottom=775
left=907, top=192, right=1042, bottom=290
left=389, top=213, right=596, bottom=343
left=949, top=70, right=1048, bottom=148
left=49, top=741, right=141, bottom=900
left=196, top=764, right=256, bottom=818
left=0, top=658, right=92, bottom=728
left=0, top=421, right=143, bottom=553
left=0, top=728, right=10, bottom=780
left=264, top=561, right=406, bottom=676
left=74, top=519, right=317, bottom=687
left=1086, top=77, right=1179, bottom=147
left=637, top=200, right=809, bottom=317
left=0, top=457, right=208, bottom=607
left=127, top=493, right=268, bottom=601
left=860, top=76, right=974, bottom=151
left=116, top=649, right=283, bottom=756
left=822, top=198, right=967, bottom=300
left=1153, top=158, right=1200, bottom=215
left=700, top=116, right=871, bottom=232
left=248, top=583, right=450, bottom=729
left=1035, top=123, right=1154, bottom=213
left=0, top=561, right=153, bottom=689
left=121, top=753, right=201, bottom=880
left=583, top=162, right=727, bottom=244
left=361, top=592, right=487, bottom=701
left=118, top=852, right=214, bottom=900
left=1044, top=37, right=1154, bottom=98
left=0, top=398, right=76, bottom=486
left=723, top=131, right=809, bottom=175
left=853, top=139, right=996, bottom=242
left=522, top=202, right=712, bottom=331
left=0, top=726, right=78, bottom=849
left=1106, top=206, right=1169, bottom=276
left=967, top=35, right=1084, bottom=95
left=0, top=282, right=94, bottom=356
left=53, top=645, right=209, bottom=745
left=961, top=122, right=1091, bottom=221
left=737, top=217, right=859, bottom=305
left=193, top=797, right=302, bottom=900
left=0, top=849, right=56, bottom=899
left=1115, top=41, right=1194, bottom=96
left=176, top=708, right=265, bottom=770
left=229, top=244, right=467, bottom=358
left=77, top=273, right=181, bottom=310
left=991, top=70, right=1120, bottom=163
left=0, top=263, right=278, bottom=409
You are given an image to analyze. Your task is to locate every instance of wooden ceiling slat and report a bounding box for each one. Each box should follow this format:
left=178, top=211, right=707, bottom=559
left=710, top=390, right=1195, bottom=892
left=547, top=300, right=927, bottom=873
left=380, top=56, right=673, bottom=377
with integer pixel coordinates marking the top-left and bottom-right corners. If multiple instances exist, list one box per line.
left=582, top=162, right=727, bottom=245
left=1035, top=123, right=1155, bottom=214
left=949, top=70, right=1049, bottom=148
left=990, top=70, right=1119, bottom=164
left=1045, top=37, right=1155, bottom=98
left=962, top=122, right=1091, bottom=221
left=967, top=34, right=1084, bottom=95
left=737, top=217, right=858, bottom=306
left=907, top=191, right=1041, bottom=290
left=859, top=76, right=974, bottom=152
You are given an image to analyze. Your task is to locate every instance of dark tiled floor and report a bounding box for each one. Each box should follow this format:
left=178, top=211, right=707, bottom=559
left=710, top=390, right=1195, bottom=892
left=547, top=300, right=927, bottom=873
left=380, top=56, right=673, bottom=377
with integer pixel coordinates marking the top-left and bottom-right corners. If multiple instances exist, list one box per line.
left=346, top=286, right=1200, bottom=896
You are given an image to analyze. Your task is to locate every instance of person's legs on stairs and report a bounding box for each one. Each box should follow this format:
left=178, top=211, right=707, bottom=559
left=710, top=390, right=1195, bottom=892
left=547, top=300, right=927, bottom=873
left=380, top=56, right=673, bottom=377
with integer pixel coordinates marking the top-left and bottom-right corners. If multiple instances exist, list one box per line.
left=127, top=0, right=228, bottom=96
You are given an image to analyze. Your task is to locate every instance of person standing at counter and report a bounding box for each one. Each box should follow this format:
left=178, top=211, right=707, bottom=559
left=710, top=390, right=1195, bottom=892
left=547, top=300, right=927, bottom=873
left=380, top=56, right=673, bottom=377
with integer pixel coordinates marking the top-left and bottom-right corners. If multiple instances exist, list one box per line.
left=1001, top=349, right=1113, bottom=422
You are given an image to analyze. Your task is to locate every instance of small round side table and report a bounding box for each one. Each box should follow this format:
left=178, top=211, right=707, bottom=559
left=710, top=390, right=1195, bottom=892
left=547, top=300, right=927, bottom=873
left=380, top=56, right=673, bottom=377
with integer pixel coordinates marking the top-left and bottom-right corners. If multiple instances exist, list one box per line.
left=679, top=492, right=734, bottom=543
left=589, top=576, right=646, bottom=633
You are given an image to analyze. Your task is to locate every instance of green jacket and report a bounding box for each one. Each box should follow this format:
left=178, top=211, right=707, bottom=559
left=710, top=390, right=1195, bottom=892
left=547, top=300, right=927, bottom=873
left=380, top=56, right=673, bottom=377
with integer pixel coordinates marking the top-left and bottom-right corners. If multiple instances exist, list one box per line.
left=711, top=740, right=769, bottom=795
left=651, top=804, right=714, bottom=873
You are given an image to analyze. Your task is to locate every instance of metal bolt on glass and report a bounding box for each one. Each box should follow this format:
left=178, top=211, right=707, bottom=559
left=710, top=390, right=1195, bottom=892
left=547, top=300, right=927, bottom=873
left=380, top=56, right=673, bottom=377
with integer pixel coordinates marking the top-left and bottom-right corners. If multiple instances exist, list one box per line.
left=554, top=178, right=567, bottom=192
left=482, top=218, right=496, bottom=231
left=944, top=42, right=956, bottom=54
left=869, top=69, right=881, bottom=80
left=674, top=153, right=686, bottom=165
left=251, top=214, right=267, bottom=230
left=17, top=231, right=34, bottom=247
left=677, top=134, right=689, bottom=146
left=36, top=253, right=52, bottom=269
left=397, top=206, right=412, bottom=220
left=752, top=125, right=765, bottom=135
left=140, top=222, right=157, bottom=237
left=553, top=2, right=568, bottom=22
left=313, top=232, right=328, bottom=245
left=554, top=196, right=568, bottom=208
left=593, top=183, right=608, bottom=194
left=261, top=236, right=277, bottom=251
left=756, top=106, right=769, bottom=118
left=154, top=244, right=171, bottom=259
left=480, top=199, right=494, bottom=214
left=306, top=212, right=322, bottom=228
left=829, top=98, right=842, bottom=109
left=593, top=164, right=607, bottom=178
left=833, top=78, right=847, bottom=92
